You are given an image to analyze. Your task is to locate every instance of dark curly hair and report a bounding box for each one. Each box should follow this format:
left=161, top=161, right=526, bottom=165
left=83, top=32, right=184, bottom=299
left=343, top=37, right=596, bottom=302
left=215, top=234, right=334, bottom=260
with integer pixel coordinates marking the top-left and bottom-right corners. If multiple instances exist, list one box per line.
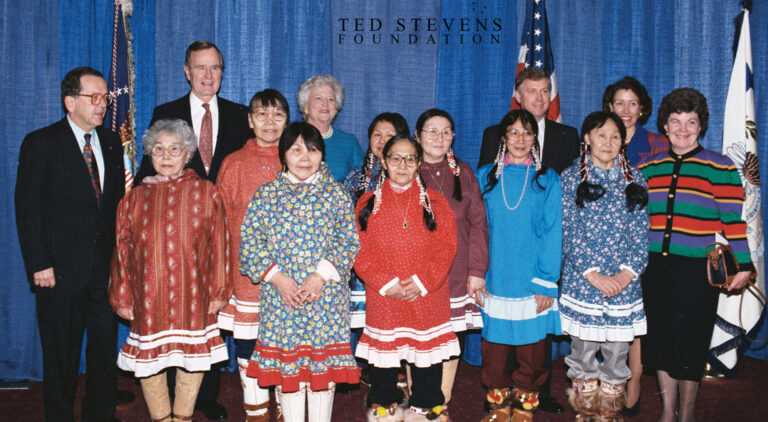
left=657, top=88, right=709, bottom=138
left=602, top=76, right=653, bottom=125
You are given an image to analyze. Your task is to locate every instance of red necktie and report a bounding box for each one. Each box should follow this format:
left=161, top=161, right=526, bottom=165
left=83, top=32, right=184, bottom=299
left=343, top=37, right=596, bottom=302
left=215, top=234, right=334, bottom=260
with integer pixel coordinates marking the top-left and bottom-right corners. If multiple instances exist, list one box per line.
left=199, top=103, right=213, bottom=173
left=82, top=133, right=102, bottom=205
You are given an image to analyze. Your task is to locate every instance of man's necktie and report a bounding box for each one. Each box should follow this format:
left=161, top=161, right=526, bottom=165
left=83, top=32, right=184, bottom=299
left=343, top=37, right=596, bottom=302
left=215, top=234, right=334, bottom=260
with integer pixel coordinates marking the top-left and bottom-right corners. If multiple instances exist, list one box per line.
left=82, top=133, right=102, bottom=205
left=199, top=102, right=213, bottom=173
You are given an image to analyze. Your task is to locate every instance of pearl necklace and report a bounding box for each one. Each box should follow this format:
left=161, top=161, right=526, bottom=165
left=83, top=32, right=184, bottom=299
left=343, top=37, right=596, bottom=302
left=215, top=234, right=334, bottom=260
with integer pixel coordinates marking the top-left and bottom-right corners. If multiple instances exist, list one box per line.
left=500, top=163, right=530, bottom=211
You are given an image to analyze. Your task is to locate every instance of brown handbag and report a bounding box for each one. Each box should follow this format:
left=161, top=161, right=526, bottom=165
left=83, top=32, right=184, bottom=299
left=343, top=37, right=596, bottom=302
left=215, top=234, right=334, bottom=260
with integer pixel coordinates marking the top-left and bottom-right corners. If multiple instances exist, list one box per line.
left=706, top=242, right=744, bottom=287
left=705, top=242, right=767, bottom=343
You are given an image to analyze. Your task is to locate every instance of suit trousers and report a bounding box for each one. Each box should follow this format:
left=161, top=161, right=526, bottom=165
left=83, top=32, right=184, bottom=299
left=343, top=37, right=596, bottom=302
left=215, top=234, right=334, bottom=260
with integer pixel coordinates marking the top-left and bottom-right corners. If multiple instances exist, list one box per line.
left=35, top=275, right=117, bottom=422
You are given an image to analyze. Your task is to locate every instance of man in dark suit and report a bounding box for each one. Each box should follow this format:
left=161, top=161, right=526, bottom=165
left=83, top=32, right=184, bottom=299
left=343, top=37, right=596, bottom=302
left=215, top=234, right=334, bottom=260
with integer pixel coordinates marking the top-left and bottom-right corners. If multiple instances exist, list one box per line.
left=134, top=40, right=249, bottom=421
left=134, top=40, right=250, bottom=185
left=477, top=67, right=579, bottom=174
left=15, top=67, right=125, bottom=422
left=477, top=68, right=578, bottom=415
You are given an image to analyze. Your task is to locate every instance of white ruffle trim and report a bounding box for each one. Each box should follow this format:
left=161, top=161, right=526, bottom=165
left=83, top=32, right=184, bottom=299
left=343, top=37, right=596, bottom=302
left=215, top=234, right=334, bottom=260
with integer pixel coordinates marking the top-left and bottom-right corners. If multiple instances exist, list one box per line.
left=118, top=341, right=228, bottom=378
left=560, top=315, right=647, bottom=342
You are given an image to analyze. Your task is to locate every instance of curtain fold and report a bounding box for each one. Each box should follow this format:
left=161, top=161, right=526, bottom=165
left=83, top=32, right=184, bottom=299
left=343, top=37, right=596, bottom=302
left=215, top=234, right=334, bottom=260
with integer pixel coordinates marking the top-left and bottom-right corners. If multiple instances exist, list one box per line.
left=2, top=0, right=767, bottom=381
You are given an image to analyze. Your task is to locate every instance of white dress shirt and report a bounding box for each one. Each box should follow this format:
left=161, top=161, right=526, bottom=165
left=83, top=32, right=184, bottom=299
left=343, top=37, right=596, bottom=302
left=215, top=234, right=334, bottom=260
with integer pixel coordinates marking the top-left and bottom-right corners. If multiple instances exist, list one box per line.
left=189, top=92, right=220, bottom=153
left=537, top=118, right=546, bottom=159
left=68, top=115, right=104, bottom=189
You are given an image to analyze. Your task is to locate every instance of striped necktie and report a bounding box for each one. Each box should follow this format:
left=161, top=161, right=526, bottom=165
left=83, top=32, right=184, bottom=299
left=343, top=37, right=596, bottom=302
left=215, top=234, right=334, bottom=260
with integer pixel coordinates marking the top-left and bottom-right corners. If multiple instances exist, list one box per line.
left=83, top=133, right=102, bottom=205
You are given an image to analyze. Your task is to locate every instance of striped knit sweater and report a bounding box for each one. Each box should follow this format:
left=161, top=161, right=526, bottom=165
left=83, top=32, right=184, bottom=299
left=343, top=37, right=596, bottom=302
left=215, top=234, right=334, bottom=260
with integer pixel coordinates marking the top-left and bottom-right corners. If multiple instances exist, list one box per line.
left=638, top=146, right=754, bottom=270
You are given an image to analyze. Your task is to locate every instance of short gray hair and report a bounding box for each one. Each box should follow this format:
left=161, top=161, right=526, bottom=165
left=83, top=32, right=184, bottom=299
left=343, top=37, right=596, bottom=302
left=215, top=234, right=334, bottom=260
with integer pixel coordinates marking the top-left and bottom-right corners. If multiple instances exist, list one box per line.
left=296, top=74, right=345, bottom=118
left=142, top=119, right=197, bottom=162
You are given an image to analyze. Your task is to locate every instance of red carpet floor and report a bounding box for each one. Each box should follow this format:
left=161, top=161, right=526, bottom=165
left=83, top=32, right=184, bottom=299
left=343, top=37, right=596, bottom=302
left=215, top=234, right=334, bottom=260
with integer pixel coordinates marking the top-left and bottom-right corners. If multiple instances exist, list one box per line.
left=2, top=357, right=766, bottom=421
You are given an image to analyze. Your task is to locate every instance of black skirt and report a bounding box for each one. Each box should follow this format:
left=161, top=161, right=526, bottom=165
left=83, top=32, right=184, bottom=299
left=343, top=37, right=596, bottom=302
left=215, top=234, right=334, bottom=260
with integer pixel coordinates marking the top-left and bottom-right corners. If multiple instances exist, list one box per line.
left=641, top=253, right=719, bottom=381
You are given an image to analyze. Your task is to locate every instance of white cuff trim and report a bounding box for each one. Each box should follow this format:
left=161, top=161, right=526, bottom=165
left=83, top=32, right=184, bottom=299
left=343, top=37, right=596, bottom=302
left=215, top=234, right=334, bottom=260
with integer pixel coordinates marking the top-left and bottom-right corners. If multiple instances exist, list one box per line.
left=582, top=267, right=601, bottom=277
left=411, top=274, right=428, bottom=296
left=264, top=265, right=281, bottom=283
left=315, top=259, right=340, bottom=282
left=379, top=277, right=400, bottom=296
left=531, top=277, right=558, bottom=289
left=619, top=264, right=639, bottom=280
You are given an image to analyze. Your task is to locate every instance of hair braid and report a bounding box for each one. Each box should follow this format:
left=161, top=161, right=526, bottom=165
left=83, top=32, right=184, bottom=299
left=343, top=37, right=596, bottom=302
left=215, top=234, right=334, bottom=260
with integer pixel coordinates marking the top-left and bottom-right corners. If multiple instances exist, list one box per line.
left=575, top=142, right=606, bottom=207
left=356, top=149, right=376, bottom=198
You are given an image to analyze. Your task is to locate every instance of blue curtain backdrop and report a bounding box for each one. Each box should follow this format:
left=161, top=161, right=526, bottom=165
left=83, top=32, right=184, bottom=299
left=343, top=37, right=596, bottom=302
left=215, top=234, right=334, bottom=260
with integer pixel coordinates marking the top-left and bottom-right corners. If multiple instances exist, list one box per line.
left=2, top=0, right=767, bottom=381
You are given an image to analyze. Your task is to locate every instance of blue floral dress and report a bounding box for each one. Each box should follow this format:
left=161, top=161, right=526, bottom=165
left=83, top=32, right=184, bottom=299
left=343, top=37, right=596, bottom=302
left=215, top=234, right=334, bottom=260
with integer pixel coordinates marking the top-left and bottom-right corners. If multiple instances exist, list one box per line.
left=342, top=161, right=382, bottom=328
left=241, top=163, right=360, bottom=391
left=559, top=160, right=648, bottom=342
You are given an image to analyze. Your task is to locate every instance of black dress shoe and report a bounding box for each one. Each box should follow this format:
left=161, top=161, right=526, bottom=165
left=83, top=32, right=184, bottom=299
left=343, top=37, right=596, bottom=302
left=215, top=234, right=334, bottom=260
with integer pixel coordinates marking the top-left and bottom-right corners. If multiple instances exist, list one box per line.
left=115, top=390, right=136, bottom=408
left=195, top=400, right=228, bottom=420
left=537, top=394, right=564, bottom=414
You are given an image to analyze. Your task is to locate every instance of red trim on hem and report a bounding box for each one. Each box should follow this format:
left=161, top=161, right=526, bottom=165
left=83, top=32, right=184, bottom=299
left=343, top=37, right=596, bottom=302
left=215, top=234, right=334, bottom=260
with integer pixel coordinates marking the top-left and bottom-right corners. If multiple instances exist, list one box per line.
left=247, top=365, right=360, bottom=392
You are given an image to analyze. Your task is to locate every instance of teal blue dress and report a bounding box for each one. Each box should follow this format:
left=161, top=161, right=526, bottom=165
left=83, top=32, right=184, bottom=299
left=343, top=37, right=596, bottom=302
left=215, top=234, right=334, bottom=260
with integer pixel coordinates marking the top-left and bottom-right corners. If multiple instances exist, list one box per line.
left=476, top=163, right=562, bottom=345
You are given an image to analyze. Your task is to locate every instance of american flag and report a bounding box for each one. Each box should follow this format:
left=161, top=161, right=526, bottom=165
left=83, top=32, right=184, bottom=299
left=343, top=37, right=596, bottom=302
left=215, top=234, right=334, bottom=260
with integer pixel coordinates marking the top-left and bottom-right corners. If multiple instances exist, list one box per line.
left=104, top=0, right=137, bottom=190
left=510, top=0, right=562, bottom=122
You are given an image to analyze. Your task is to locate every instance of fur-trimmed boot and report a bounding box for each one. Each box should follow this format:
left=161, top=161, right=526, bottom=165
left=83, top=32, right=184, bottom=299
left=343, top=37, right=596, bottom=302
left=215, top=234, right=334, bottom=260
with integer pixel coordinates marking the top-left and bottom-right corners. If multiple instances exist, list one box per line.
left=509, top=387, right=539, bottom=422
left=567, top=378, right=599, bottom=421
left=481, top=387, right=514, bottom=422
left=367, top=403, right=405, bottom=422
left=597, top=382, right=625, bottom=422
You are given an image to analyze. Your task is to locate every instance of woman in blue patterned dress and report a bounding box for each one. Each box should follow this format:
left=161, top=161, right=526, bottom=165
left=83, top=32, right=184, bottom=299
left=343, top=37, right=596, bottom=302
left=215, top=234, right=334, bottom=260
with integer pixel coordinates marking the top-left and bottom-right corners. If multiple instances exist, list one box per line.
left=343, top=112, right=410, bottom=332
left=240, top=122, right=360, bottom=422
left=559, top=111, right=649, bottom=420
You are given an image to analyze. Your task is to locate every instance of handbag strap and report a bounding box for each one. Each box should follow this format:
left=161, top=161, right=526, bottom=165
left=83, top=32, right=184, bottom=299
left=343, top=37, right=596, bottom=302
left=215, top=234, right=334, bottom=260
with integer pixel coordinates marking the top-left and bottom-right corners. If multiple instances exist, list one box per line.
left=739, top=277, right=768, bottom=343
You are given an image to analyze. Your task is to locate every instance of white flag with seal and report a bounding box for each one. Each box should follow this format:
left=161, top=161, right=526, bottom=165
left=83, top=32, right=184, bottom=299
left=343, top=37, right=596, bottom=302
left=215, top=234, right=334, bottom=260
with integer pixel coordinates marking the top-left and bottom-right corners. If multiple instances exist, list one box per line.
left=711, top=8, right=766, bottom=372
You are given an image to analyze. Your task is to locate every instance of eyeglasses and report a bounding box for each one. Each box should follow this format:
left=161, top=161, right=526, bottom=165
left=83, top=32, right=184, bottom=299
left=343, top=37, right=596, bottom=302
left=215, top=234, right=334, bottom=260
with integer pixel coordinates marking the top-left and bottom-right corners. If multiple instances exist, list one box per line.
left=506, top=128, right=536, bottom=139
left=151, top=144, right=184, bottom=157
left=251, top=108, right=287, bottom=122
left=77, top=93, right=114, bottom=106
left=421, top=128, right=454, bottom=140
left=386, top=154, right=419, bottom=168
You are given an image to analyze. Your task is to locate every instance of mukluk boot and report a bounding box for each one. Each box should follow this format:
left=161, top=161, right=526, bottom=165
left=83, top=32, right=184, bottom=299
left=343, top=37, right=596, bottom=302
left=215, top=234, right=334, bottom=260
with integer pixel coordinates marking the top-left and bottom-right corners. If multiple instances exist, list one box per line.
left=277, top=384, right=307, bottom=422
left=367, top=403, right=405, bottom=422
left=404, top=405, right=445, bottom=421
left=568, top=378, right=599, bottom=421
left=509, top=387, right=539, bottom=422
left=481, top=387, right=513, bottom=422
left=238, top=358, right=270, bottom=422
left=307, top=384, right=336, bottom=422
left=597, top=382, right=625, bottom=422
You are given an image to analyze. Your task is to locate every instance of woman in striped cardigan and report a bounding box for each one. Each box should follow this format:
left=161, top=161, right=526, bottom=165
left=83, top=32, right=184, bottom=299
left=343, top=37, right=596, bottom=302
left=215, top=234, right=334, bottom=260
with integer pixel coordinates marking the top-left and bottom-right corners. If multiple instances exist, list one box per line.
left=637, top=88, right=754, bottom=422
